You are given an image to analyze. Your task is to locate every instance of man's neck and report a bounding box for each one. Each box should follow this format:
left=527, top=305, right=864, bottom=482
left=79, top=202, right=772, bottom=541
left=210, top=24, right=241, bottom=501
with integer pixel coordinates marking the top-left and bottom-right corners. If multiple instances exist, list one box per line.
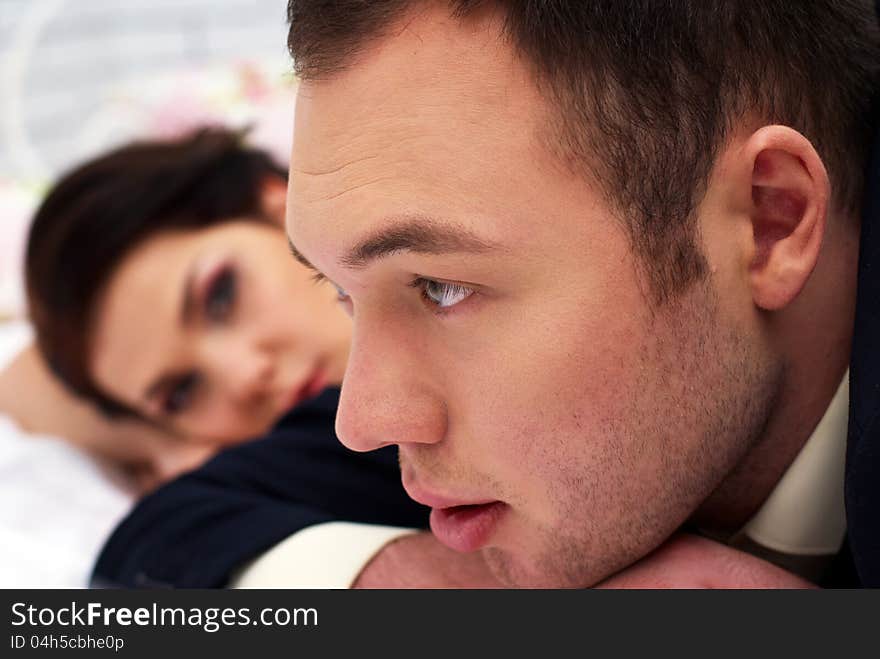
left=692, top=213, right=859, bottom=534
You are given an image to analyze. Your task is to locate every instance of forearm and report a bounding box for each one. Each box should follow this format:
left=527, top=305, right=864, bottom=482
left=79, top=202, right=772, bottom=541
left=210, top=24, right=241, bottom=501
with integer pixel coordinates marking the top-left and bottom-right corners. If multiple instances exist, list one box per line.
left=595, top=534, right=816, bottom=589
left=0, top=343, right=190, bottom=468
left=350, top=532, right=816, bottom=589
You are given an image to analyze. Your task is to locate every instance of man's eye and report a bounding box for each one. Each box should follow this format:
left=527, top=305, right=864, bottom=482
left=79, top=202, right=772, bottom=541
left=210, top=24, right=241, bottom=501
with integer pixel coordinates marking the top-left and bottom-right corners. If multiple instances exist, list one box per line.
left=205, top=267, right=237, bottom=322
left=415, top=278, right=474, bottom=309
left=163, top=373, right=199, bottom=415
left=333, top=283, right=349, bottom=302
left=332, top=283, right=353, bottom=317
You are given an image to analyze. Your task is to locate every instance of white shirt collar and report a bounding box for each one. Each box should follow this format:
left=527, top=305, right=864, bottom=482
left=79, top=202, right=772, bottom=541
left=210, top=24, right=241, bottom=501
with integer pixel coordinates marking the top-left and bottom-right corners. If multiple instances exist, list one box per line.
left=739, top=373, right=849, bottom=556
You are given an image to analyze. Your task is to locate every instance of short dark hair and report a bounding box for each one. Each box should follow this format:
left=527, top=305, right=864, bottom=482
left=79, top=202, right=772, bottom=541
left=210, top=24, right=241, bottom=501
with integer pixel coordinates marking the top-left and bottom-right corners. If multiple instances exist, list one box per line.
left=25, top=127, right=286, bottom=416
left=287, top=0, right=880, bottom=301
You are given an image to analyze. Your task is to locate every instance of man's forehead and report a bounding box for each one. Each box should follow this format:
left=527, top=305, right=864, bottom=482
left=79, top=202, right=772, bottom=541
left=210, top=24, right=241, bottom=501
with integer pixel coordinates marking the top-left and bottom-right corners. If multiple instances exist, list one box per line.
left=288, top=2, right=544, bottom=174
left=285, top=9, right=560, bottom=268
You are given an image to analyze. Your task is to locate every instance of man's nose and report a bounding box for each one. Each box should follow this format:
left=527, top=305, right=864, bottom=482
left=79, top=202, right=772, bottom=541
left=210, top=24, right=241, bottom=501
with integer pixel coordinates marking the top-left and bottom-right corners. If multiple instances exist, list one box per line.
left=335, top=319, right=446, bottom=453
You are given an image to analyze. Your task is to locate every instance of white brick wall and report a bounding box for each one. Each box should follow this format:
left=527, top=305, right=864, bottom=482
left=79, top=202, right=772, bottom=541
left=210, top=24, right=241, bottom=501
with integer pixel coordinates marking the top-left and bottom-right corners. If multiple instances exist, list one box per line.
left=0, top=0, right=290, bottom=179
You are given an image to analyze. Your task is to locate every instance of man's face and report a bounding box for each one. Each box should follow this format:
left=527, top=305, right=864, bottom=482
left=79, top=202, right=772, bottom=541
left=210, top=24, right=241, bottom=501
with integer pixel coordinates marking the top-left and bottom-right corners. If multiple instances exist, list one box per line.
left=287, top=7, right=777, bottom=586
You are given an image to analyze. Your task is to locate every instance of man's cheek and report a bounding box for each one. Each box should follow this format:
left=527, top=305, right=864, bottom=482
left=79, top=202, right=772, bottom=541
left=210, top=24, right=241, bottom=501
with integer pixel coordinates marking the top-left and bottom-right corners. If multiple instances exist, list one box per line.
left=482, top=505, right=544, bottom=562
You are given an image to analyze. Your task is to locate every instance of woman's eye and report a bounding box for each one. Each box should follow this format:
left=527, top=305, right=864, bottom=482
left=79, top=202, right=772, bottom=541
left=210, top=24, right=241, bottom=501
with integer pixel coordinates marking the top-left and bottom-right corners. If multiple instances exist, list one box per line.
left=205, top=267, right=237, bottom=321
left=418, top=279, right=474, bottom=309
left=163, top=373, right=199, bottom=415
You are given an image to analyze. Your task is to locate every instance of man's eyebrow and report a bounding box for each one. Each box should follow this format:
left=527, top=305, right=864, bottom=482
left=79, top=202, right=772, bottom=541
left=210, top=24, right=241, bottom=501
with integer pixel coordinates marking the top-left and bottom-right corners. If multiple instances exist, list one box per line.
left=287, top=215, right=500, bottom=273
left=341, top=215, right=499, bottom=268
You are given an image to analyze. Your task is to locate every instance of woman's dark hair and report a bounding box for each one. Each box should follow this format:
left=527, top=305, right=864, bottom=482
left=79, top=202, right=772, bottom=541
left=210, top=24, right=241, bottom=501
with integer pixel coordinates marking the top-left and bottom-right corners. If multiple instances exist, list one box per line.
left=25, top=126, right=287, bottom=416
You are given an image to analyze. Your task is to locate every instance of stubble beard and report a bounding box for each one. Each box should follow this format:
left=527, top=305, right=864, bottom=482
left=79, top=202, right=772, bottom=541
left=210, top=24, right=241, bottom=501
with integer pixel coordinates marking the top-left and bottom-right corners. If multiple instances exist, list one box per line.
left=480, top=279, right=783, bottom=588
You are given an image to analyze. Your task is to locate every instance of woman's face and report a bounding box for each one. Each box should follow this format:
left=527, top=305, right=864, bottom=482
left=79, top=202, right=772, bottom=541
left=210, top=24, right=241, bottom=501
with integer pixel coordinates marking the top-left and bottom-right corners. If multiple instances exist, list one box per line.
left=89, top=220, right=351, bottom=445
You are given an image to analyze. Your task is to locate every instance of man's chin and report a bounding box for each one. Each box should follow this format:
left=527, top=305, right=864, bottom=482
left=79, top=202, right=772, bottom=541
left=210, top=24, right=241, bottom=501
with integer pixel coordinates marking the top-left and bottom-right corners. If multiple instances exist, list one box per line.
left=481, top=546, right=595, bottom=589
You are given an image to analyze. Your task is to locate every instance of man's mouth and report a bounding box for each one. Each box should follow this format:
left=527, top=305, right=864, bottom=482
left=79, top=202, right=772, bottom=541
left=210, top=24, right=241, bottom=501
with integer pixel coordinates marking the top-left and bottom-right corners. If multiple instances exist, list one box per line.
left=429, top=502, right=507, bottom=553
left=403, top=480, right=507, bottom=552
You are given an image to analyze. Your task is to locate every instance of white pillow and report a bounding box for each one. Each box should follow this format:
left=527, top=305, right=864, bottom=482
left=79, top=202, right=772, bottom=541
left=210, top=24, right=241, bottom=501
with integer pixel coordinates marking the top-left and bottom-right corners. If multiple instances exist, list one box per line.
left=0, top=323, right=133, bottom=587
left=0, top=413, right=134, bottom=587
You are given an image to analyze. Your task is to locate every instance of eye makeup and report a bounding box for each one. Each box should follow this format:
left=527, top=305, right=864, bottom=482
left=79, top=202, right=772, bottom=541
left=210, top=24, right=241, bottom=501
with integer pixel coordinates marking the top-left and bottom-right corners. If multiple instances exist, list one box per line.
left=193, top=257, right=238, bottom=324
left=204, top=265, right=237, bottom=322
left=162, top=371, right=200, bottom=415
left=152, top=256, right=238, bottom=417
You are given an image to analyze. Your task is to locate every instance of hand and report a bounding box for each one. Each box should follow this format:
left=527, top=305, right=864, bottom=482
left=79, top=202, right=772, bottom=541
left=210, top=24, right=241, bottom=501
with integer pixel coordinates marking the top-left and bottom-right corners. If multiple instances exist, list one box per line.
left=128, top=442, right=216, bottom=495
left=149, top=442, right=216, bottom=482
left=595, top=533, right=816, bottom=589
left=352, top=531, right=504, bottom=588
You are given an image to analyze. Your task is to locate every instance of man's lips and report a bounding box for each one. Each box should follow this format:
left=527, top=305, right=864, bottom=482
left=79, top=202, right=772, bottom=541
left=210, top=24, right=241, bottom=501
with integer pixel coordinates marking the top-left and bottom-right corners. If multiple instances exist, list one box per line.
left=429, top=502, right=507, bottom=553
left=403, top=482, right=507, bottom=553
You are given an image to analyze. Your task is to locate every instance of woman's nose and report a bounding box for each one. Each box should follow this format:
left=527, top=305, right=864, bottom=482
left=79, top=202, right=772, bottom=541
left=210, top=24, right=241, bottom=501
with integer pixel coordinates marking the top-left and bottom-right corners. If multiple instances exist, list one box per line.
left=204, top=338, right=276, bottom=403
left=232, top=352, right=275, bottom=401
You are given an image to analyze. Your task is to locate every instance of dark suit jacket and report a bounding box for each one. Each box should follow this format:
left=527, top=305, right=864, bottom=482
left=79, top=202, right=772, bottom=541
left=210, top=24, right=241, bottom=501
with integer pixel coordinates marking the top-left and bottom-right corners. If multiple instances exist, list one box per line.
left=92, top=388, right=429, bottom=587
left=846, top=119, right=880, bottom=588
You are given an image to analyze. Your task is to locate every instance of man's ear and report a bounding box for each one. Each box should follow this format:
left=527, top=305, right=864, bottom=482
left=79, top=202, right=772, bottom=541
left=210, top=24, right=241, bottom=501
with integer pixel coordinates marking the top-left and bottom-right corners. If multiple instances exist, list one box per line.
left=744, top=125, right=829, bottom=311
left=260, top=175, right=289, bottom=226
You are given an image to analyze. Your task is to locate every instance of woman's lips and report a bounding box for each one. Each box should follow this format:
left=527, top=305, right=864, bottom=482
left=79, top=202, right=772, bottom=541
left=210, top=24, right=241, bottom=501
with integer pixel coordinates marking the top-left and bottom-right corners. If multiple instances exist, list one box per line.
left=429, top=501, right=507, bottom=553
left=286, top=367, right=328, bottom=410
left=302, top=368, right=328, bottom=399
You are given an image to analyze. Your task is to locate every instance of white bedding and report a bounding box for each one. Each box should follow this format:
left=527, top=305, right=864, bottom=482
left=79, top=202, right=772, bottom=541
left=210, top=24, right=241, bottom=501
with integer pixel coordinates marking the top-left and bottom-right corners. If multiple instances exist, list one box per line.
left=0, top=322, right=134, bottom=587
left=0, top=414, right=134, bottom=587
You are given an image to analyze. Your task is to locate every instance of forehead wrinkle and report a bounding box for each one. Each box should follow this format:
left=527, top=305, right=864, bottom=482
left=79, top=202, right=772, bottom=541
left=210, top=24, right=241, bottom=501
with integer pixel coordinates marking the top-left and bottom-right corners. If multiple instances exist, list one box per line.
left=321, top=174, right=401, bottom=202
left=291, top=153, right=381, bottom=178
